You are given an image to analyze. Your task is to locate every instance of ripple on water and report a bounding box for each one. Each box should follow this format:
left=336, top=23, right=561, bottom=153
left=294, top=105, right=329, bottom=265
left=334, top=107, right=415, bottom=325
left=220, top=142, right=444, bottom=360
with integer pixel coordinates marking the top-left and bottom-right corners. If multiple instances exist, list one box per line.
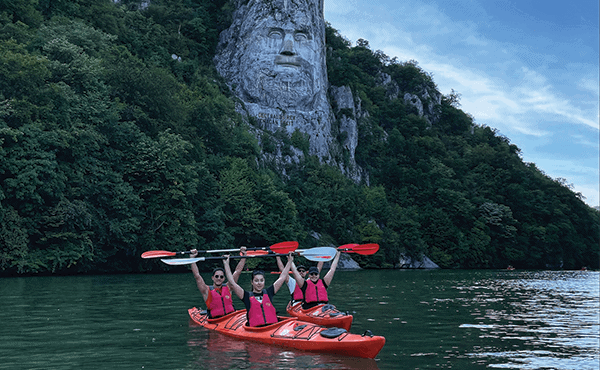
left=460, top=271, right=599, bottom=370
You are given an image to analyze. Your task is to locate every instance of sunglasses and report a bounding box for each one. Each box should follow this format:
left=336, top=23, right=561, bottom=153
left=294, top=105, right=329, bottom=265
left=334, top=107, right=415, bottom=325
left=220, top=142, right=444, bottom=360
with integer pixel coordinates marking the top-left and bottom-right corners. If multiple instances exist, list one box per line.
left=309, top=272, right=319, bottom=276
left=214, top=275, right=224, bottom=279
left=298, top=270, right=306, bottom=273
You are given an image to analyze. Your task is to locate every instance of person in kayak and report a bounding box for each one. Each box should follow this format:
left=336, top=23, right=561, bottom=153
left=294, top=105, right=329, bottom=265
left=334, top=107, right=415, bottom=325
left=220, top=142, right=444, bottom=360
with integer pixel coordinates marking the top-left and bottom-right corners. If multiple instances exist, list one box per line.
left=291, top=250, right=341, bottom=309
left=189, top=246, right=247, bottom=319
left=224, top=252, right=294, bottom=327
left=275, top=257, right=323, bottom=305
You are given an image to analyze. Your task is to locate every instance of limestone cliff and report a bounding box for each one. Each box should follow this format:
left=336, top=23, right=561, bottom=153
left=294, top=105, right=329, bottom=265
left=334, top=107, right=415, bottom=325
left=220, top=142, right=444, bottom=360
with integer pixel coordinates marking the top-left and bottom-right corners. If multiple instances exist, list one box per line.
left=215, top=1, right=331, bottom=156
left=215, top=0, right=367, bottom=182
left=376, top=71, right=442, bottom=125
left=215, top=0, right=441, bottom=184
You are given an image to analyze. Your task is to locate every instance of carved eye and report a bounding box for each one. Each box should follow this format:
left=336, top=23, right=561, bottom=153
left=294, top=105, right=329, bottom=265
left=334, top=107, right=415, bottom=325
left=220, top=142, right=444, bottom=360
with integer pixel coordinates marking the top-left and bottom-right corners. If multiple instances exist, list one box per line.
left=268, top=29, right=284, bottom=39
left=294, top=32, right=308, bottom=42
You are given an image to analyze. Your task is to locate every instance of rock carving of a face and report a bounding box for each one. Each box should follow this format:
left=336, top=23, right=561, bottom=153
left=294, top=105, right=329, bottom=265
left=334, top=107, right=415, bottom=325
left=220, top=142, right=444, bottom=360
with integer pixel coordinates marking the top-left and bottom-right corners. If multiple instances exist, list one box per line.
left=221, top=0, right=325, bottom=111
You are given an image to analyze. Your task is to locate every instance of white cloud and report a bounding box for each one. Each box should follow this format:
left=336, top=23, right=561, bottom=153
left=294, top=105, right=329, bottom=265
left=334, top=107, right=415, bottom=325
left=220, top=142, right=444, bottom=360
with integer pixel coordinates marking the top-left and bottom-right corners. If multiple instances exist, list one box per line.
left=464, top=34, right=488, bottom=46
left=512, top=69, right=599, bottom=130
left=578, top=77, right=600, bottom=95
left=421, top=61, right=496, bottom=94
left=425, top=62, right=599, bottom=133
left=572, top=134, right=599, bottom=149
left=573, top=184, right=599, bottom=208
left=511, top=125, right=551, bottom=137
left=498, top=116, right=551, bottom=138
left=325, top=0, right=358, bottom=15
left=537, top=159, right=599, bottom=176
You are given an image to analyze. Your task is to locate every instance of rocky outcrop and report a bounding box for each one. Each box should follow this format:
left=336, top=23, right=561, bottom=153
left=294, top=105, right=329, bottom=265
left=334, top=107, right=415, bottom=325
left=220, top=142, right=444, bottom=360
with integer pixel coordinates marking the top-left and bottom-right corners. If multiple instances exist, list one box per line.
left=112, top=0, right=149, bottom=10
left=397, top=254, right=440, bottom=269
left=322, top=252, right=361, bottom=270
left=376, top=72, right=400, bottom=100
left=376, top=71, right=441, bottom=125
left=324, top=253, right=440, bottom=270
left=329, top=85, right=365, bottom=183
left=403, top=87, right=442, bottom=125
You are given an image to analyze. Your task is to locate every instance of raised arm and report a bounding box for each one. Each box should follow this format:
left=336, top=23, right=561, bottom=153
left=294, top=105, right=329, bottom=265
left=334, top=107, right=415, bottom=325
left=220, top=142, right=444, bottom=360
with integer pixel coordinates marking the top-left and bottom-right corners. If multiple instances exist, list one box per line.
left=223, top=255, right=244, bottom=300
left=273, top=253, right=294, bottom=294
left=323, top=251, right=341, bottom=286
left=291, top=261, right=304, bottom=289
left=276, top=256, right=290, bottom=283
left=231, top=246, right=247, bottom=284
left=190, top=249, right=209, bottom=302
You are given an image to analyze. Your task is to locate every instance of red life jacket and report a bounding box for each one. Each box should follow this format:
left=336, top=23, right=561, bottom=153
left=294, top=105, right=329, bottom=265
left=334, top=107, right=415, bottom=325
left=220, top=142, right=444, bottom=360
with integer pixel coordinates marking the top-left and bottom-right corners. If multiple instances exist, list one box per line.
left=303, top=279, right=328, bottom=304
left=292, top=282, right=304, bottom=301
left=247, top=289, right=278, bottom=327
left=208, top=285, right=235, bottom=318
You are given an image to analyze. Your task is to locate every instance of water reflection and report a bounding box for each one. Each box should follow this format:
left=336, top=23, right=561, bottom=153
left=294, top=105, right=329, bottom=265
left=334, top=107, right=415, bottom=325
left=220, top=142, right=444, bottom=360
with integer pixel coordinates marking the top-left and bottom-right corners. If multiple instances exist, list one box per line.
left=455, top=271, right=599, bottom=369
left=186, top=325, right=380, bottom=369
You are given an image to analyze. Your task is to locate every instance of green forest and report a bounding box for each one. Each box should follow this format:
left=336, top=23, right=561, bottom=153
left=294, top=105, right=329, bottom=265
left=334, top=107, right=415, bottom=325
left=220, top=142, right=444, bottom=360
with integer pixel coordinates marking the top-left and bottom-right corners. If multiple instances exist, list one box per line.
left=1, top=0, right=598, bottom=276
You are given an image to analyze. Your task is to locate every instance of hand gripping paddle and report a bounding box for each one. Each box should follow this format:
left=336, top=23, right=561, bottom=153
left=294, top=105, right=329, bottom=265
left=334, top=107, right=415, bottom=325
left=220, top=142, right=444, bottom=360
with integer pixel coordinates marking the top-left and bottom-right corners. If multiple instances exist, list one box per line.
left=160, top=246, right=337, bottom=266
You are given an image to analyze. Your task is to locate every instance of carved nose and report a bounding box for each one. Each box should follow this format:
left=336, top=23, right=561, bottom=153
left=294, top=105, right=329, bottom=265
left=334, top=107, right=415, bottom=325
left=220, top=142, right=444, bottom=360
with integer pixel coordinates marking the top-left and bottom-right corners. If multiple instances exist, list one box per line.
left=280, top=34, right=296, bottom=56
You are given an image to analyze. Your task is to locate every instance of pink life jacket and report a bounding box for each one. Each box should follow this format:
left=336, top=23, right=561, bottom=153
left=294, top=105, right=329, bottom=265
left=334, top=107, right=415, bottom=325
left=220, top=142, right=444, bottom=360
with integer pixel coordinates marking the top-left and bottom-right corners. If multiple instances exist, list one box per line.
left=247, top=290, right=278, bottom=327
left=208, top=285, right=235, bottom=318
left=292, top=282, right=304, bottom=301
left=303, top=279, right=328, bottom=304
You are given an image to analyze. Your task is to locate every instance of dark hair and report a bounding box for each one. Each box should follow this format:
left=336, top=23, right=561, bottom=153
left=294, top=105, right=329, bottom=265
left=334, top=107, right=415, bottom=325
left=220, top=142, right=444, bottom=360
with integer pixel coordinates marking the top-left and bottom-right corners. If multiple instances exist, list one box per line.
left=251, top=270, right=265, bottom=279
left=212, top=267, right=225, bottom=276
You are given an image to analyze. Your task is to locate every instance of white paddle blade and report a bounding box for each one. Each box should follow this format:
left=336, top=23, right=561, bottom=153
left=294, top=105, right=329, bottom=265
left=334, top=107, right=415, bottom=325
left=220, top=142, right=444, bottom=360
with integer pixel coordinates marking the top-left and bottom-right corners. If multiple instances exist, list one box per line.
left=161, top=257, right=206, bottom=265
left=299, top=247, right=337, bottom=262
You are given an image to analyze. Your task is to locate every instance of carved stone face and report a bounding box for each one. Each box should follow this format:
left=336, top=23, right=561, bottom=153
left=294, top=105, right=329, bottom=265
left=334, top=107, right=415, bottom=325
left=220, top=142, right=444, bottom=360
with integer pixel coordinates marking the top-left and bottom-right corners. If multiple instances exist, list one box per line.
left=221, top=0, right=326, bottom=111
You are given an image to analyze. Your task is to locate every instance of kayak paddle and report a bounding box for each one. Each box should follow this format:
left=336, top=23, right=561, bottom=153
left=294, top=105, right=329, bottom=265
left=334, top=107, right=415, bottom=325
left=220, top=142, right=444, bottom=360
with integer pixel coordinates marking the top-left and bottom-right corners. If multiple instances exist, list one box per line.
left=160, top=247, right=337, bottom=266
left=299, top=246, right=338, bottom=261
left=141, top=241, right=298, bottom=259
left=338, top=243, right=379, bottom=255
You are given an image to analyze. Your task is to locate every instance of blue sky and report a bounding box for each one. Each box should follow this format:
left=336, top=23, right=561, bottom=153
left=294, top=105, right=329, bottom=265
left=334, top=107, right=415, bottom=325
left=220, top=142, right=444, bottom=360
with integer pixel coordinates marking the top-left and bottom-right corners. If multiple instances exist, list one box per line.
left=324, top=0, right=599, bottom=208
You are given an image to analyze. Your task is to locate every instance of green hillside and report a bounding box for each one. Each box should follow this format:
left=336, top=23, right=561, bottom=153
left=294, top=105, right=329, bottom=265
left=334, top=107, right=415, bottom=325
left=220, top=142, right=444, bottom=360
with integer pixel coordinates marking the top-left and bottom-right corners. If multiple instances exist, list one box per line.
left=1, top=0, right=598, bottom=275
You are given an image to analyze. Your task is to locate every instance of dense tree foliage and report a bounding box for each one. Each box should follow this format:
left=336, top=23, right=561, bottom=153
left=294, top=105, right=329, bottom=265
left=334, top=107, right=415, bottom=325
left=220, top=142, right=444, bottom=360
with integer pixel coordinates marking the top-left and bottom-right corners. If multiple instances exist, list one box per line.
left=1, top=1, right=598, bottom=275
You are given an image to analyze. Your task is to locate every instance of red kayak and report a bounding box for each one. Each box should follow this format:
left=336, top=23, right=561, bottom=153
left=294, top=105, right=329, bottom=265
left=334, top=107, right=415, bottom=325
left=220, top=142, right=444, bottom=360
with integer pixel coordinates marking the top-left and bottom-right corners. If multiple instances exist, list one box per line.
left=286, top=302, right=353, bottom=331
left=188, top=308, right=385, bottom=359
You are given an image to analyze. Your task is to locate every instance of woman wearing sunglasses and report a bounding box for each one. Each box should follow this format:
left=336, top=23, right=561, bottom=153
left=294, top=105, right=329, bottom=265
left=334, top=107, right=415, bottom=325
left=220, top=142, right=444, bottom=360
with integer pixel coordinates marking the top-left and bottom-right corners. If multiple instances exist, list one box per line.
left=291, top=250, right=342, bottom=309
left=224, top=252, right=295, bottom=327
left=189, top=246, right=247, bottom=319
left=275, top=257, right=323, bottom=305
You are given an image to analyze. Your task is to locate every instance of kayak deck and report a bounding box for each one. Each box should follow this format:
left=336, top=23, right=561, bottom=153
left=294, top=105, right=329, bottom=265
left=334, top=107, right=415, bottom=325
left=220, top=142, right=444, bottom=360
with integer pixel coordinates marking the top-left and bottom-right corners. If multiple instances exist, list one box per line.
left=286, top=302, right=353, bottom=331
left=188, top=307, right=385, bottom=359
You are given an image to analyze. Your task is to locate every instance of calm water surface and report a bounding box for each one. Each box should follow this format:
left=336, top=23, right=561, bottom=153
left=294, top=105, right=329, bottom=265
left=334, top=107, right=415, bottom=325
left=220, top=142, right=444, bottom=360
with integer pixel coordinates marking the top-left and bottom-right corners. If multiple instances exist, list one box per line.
left=1, top=270, right=598, bottom=369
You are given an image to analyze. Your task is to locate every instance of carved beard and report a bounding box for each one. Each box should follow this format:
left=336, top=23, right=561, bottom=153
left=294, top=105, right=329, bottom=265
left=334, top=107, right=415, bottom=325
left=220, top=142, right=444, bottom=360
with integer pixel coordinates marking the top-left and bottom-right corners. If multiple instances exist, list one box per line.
left=241, top=64, right=316, bottom=110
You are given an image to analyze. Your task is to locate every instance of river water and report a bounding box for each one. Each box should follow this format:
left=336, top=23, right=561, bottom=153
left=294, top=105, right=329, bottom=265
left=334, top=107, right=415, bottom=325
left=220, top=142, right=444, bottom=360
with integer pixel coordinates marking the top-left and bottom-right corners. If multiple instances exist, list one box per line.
left=1, top=269, right=598, bottom=369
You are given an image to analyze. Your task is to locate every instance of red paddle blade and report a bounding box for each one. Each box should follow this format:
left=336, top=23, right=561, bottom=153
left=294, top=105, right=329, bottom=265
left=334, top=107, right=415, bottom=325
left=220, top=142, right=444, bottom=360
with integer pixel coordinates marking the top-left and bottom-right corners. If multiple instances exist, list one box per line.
left=353, top=243, right=380, bottom=255
left=245, top=250, right=270, bottom=256
left=141, top=250, right=176, bottom=259
left=338, top=243, right=379, bottom=255
left=270, top=241, right=299, bottom=254
left=338, top=243, right=359, bottom=251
